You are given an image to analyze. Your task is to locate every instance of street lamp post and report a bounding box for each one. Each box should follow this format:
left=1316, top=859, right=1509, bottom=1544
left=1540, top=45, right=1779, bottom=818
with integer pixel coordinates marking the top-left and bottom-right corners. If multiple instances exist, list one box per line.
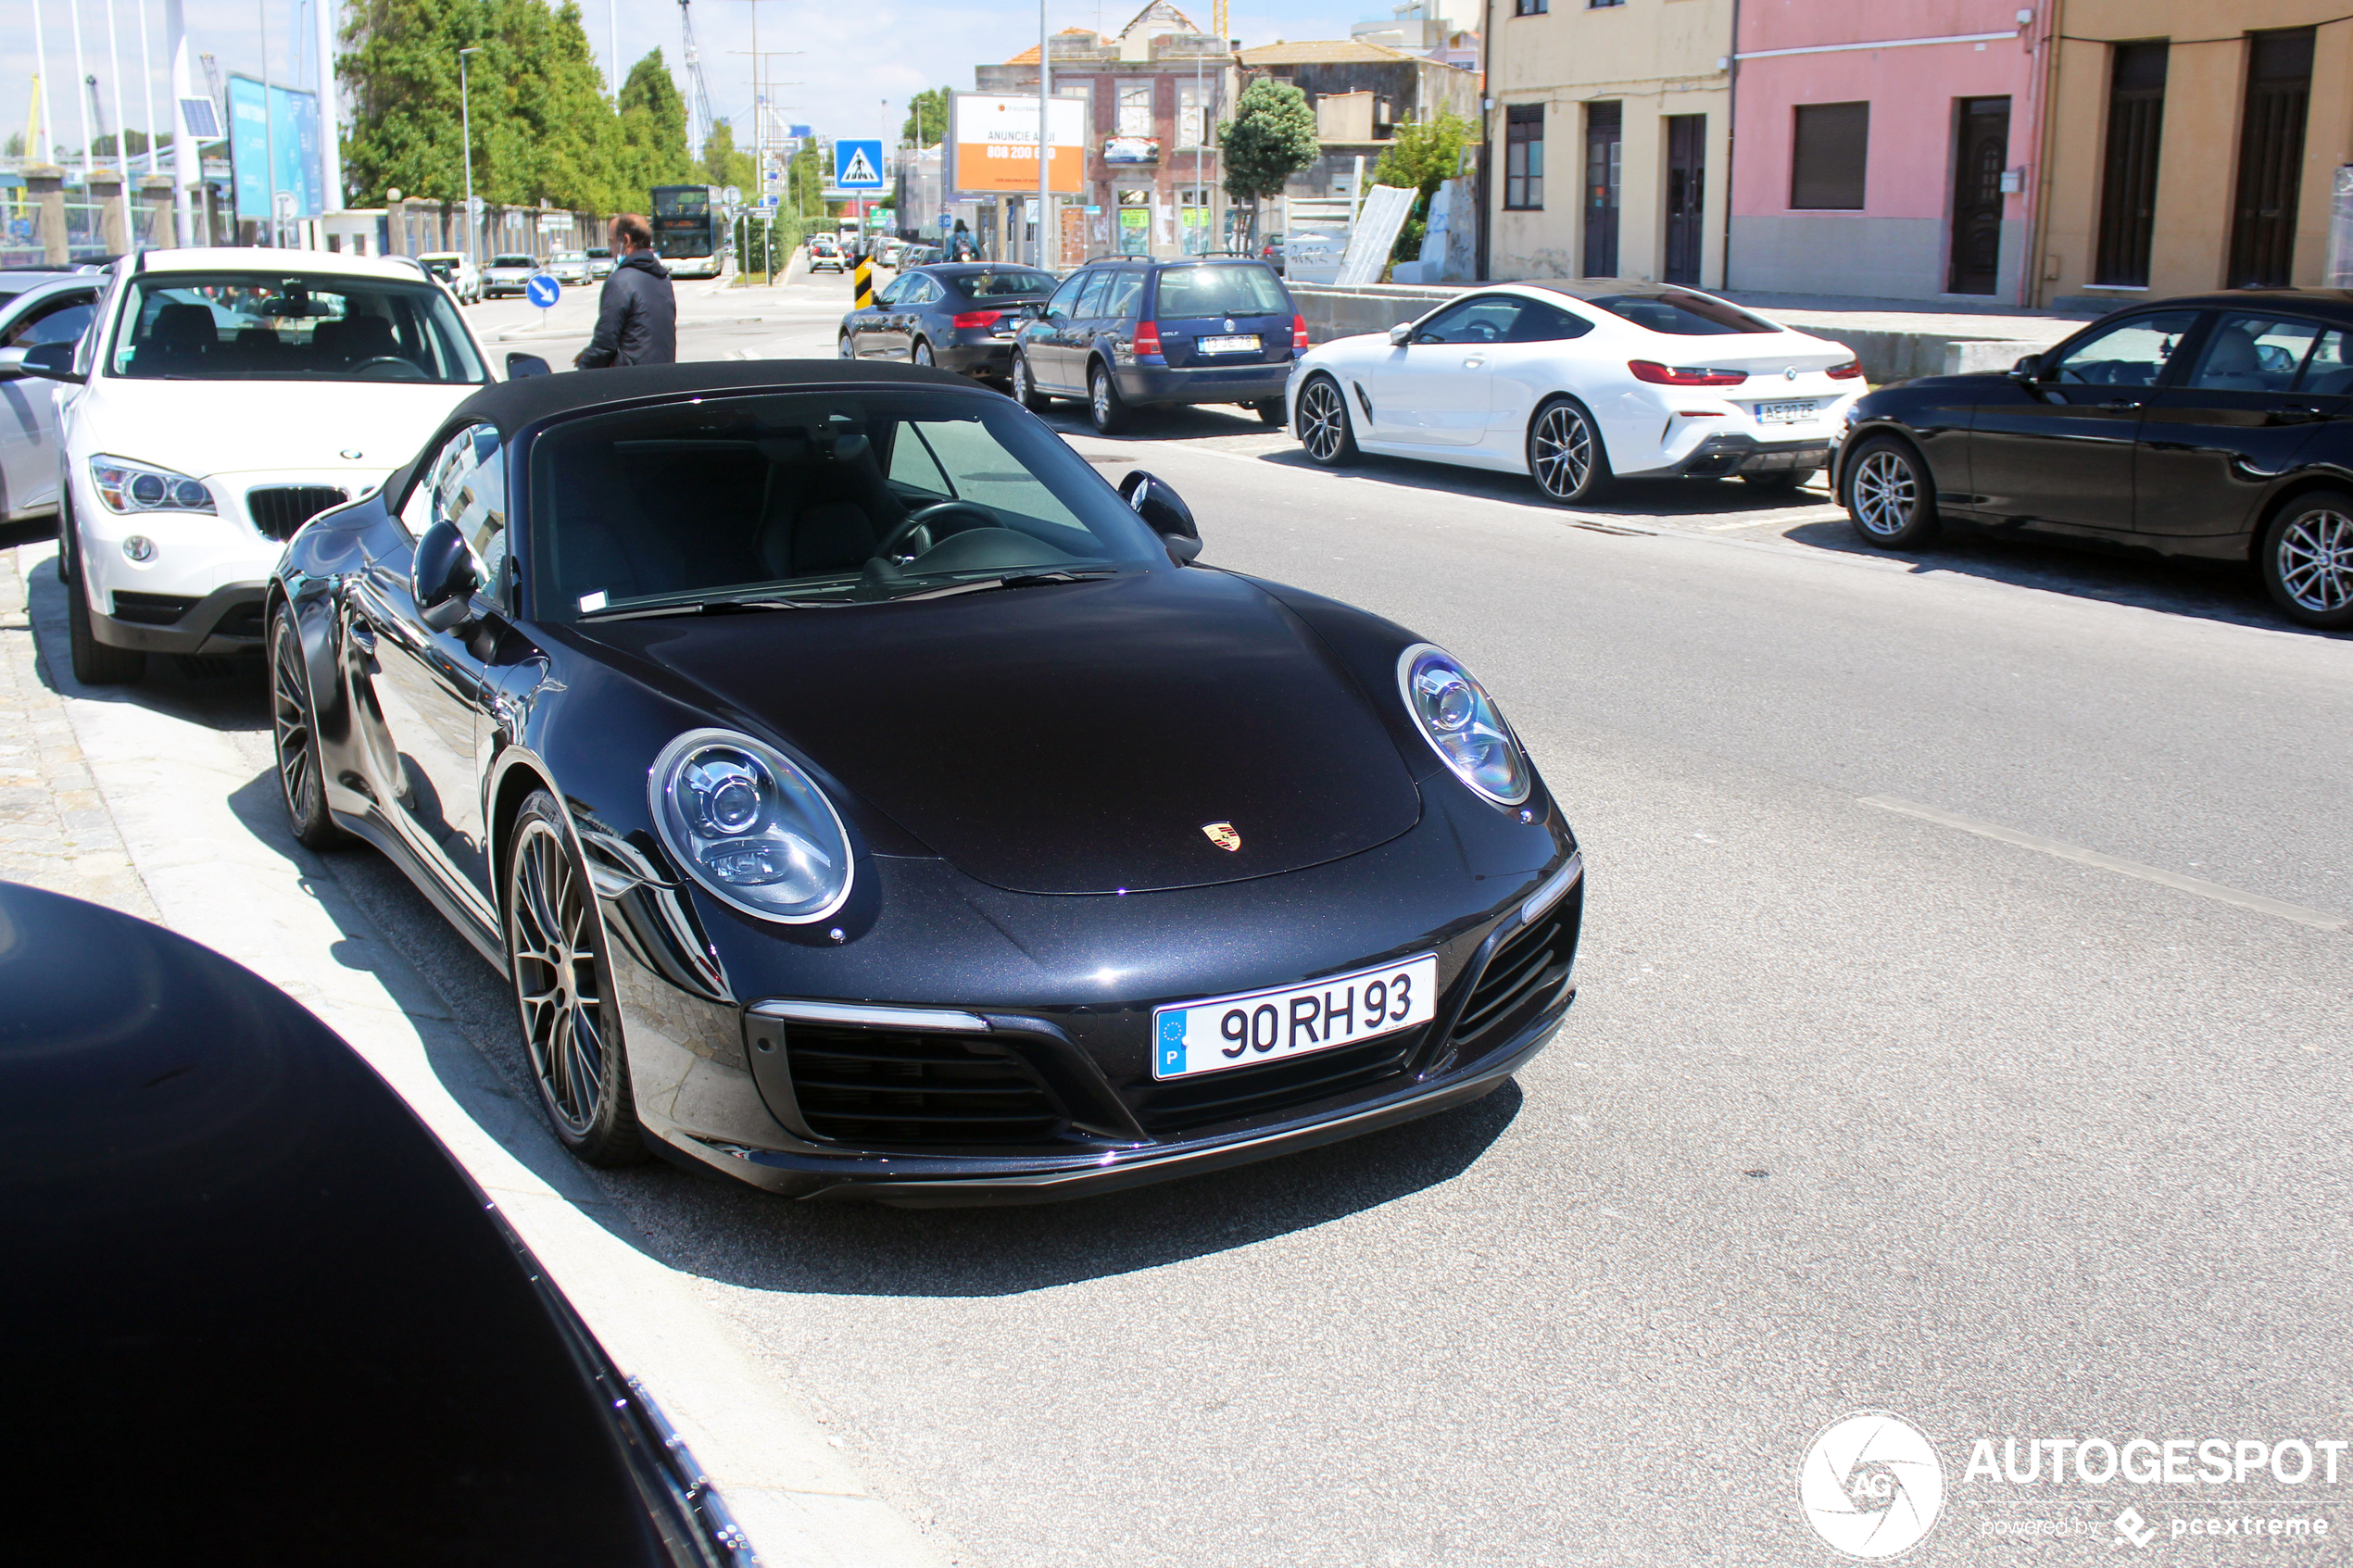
left=458, top=46, right=480, bottom=264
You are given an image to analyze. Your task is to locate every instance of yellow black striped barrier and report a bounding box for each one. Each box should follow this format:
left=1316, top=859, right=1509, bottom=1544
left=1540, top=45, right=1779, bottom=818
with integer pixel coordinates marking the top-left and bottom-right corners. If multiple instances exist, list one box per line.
left=853, top=253, right=874, bottom=309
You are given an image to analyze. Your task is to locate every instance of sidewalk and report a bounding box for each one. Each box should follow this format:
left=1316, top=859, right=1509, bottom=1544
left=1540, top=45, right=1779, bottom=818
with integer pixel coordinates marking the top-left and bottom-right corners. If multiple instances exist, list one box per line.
left=3, top=537, right=963, bottom=1568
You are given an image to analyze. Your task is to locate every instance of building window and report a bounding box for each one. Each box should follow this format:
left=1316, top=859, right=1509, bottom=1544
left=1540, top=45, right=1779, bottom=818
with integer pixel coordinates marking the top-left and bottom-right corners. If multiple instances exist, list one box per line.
left=1589, top=0, right=1624, bottom=7
left=1791, top=101, right=1869, bottom=209
left=1118, top=83, right=1153, bottom=139
left=1504, top=105, right=1545, bottom=209
left=1584, top=101, right=1621, bottom=278
left=2094, top=42, right=2167, bottom=287
left=1514, top=0, right=1547, bottom=14
left=2230, top=27, right=2315, bottom=289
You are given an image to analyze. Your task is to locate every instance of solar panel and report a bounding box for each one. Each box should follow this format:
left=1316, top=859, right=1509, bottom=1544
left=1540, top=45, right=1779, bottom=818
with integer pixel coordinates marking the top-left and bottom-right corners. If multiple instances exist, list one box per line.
left=179, top=96, right=221, bottom=140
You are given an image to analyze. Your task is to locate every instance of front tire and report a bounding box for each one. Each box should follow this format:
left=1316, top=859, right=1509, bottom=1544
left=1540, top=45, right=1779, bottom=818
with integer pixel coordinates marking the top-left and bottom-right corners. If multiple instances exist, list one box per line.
left=1843, top=435, right=1941, bottom=548
left=269, top=604, right=349, bottom=850
left=837, top=333, right=855, bottom=359
left=1088, top=361, right=1130, bottom=434
left=1011, top=353, right=1051, bottom=412
left=63, top=523, right=145, bottom=685
left=2259, top=491, right=2353, bottom=630
left=1527, top=396, right=1611, bottom=505
left=911, top=338, right=934, bottom=367
left=1295, top=375, right=1358, bottom=467
left=506, top=791, right=648, bottom=1167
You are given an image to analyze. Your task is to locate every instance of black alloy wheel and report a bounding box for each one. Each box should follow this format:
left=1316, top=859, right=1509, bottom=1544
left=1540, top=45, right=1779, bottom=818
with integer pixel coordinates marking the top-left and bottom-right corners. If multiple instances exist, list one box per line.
left=1252, top=397, right=1286, bottom=427
left=1011, top=353, right=1051, bottom=412
left=911, top=339, right=934, bottom=367
left=1296, top=375, right=1358, bottom=467
left=1088, top=362, right=1130, bottom=434
left=1843, top=435, right=1941, bottom=548
left=1741, top=468, right=1816, bottom=492
left=506, top=791, right=648, bottom=1166
left=1527, top=396, right=1610, bottom=505
left=268, top=605, right=348, bottom=849
left=2259, top=491, right=2353, bottom=630
left=62, top=519, right=145, bottom=686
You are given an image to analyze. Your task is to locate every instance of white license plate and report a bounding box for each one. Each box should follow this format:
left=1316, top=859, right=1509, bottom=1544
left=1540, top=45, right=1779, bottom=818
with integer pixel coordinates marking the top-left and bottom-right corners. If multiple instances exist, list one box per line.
left=1197, top=334, right=1261, bottom=355
left=1151, top=954, right=1439, bottom=1080
left=1755, top=399, right=1820, bottom=423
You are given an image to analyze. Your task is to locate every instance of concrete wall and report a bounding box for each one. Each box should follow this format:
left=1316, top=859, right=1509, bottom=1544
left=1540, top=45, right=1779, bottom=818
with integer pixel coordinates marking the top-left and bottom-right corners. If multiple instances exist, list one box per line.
left=1727, top=0, right=2042, bottom=304
left=1483, top=0, right=1733, bottom=289
left=2037, top=4, right=2353, bottom=304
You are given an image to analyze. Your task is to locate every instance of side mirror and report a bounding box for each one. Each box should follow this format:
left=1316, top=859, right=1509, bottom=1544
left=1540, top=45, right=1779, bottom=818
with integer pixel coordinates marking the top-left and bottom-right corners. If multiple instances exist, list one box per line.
left=506, top=351, right=552, bottom=379
left=1120, top=470, right=1202, bottom=564
left=2008, top=353, right=2043, bottom=382
left=1388, top=322, right=1414, bottom=347
left=19, top=341, right=84, bottom=383
left=411, top=517, right=484, bottom=633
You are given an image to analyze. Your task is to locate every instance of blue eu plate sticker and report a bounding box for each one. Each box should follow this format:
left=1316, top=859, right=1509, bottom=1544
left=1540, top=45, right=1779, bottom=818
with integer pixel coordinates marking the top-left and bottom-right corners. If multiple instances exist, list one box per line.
left=1158, top=1010, right=1188, bottom=1074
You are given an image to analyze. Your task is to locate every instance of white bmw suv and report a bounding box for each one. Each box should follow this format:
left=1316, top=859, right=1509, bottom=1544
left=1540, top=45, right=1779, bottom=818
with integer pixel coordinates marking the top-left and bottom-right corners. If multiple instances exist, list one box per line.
left=26, top=248, right=498, bottom=684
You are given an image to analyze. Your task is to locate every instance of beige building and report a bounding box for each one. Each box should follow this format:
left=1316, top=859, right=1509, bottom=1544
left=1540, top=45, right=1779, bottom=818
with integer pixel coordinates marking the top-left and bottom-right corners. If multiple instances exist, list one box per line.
left=2037, top=2, right=2353, bottom=307
left=1482, top=0, right=1732, bottom=287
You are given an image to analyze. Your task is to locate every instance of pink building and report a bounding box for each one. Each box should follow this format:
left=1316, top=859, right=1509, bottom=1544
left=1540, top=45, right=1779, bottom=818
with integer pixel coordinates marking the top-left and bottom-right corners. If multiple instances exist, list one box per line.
left=1728, top=1, right=2051, bottom=303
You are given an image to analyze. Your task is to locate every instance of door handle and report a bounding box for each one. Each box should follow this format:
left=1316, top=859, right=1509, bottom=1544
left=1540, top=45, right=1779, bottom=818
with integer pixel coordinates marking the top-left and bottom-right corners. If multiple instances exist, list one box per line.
left=2096, top=399, right=2144, bottom=411
left=347, top=621, right=377, bottom=656
left=2272, top=404, right=2326, bottom=423
left=1463, top=356, right=1486, bottom=368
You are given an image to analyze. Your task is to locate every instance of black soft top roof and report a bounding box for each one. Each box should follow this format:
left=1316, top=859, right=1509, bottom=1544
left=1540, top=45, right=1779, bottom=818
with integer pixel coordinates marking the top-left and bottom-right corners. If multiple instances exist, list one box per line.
left=449, top=358, right=987, bottom=439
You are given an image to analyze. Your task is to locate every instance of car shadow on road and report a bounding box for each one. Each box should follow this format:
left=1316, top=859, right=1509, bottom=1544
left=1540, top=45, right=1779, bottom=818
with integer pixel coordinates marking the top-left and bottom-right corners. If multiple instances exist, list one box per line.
left=21, top=551, right=271, bottom=729
left=613, top=1079, right=1525, bottom=1298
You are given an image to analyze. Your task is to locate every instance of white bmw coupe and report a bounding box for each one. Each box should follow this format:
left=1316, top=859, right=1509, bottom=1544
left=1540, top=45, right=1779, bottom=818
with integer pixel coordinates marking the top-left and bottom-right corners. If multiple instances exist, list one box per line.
left=1286, top=282, right=1863, bottom=505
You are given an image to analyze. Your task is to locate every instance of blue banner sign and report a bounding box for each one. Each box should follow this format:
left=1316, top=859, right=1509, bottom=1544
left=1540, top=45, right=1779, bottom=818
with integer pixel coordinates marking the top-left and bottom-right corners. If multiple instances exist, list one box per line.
left=228, top=76, right=325, bottom=220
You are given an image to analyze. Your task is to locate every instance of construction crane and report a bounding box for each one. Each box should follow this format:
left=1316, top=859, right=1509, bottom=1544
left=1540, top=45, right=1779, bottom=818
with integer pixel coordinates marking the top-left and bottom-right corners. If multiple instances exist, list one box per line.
left=1213, top=0, right=1227, bottom=44
left=677, top=0, right=716, bottom=160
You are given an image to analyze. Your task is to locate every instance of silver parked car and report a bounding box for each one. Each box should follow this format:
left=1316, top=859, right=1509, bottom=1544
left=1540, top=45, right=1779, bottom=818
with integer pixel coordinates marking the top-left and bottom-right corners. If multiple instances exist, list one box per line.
left=482, top=253, right=541, bottom=298
left=0, top=275, right=104, bottom=522
left=548, top=250, right=592, bottom=286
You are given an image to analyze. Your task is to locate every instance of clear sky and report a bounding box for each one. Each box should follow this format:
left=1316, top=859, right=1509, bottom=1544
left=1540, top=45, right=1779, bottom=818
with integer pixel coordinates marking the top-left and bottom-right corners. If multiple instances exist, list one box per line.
left=7, top=0, right=1392, bottom=182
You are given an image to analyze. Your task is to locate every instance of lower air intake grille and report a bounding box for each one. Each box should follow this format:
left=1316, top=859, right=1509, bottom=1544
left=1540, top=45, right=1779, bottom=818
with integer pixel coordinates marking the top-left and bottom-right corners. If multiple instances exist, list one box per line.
left=245, top=484, right=346, bottom=542
left=110, top=591, right=198, bottom=625
left=786, top=1027, right=1070, bottom=1147
left=1450, top=896, right=1579, bottom=1051
left=1138, top=1030, right=1417, bottom=1135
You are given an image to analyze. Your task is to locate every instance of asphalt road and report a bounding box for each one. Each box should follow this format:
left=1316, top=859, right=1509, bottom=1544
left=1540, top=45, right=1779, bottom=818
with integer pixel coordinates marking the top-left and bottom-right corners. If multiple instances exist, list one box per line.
left=120, top=272, right=2353, bottom=1562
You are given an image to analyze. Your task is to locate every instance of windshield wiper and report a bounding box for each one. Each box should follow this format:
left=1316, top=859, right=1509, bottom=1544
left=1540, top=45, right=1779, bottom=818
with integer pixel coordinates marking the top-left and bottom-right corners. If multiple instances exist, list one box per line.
left=880, top=569, right=1124, bottom=603
left=580, top=596, right=817, bottom=622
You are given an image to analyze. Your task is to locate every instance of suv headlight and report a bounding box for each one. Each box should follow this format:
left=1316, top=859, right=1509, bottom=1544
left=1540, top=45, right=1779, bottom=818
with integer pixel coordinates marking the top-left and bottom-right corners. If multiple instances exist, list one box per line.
left=1396, top=643, right=1531, bottom=807
left=649, top=729, right=852, bottom=923
left=89, top=455, right=214, bottom=515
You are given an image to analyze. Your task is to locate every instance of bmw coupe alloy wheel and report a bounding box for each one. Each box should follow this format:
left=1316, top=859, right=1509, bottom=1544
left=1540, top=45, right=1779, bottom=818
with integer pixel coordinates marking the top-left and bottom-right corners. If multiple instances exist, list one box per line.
left=1852, top=449, right=1917, bottom=538
left=1529, top=403, right=1598, bottom=503
left=1300, top=379, right=1347, bottom=462
left=2277, top=507, right=2353, bottom=615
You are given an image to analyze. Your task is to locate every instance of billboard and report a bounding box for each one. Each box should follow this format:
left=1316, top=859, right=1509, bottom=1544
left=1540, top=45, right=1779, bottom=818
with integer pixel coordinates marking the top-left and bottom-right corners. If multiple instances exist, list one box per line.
left=228, top=77, right=325, bottom=220
left=946, top=93, right=1085, bottom=195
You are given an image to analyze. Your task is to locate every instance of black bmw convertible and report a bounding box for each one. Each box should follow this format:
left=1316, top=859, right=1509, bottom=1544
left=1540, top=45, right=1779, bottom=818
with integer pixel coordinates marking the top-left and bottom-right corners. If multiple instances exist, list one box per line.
left=267, top=360, right=1583, bottom=1203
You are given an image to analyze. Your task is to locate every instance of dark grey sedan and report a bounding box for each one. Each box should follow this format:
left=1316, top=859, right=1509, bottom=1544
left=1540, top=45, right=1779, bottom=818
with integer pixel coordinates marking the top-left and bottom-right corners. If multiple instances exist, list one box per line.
left=837, top=263, right=1058, bottom=385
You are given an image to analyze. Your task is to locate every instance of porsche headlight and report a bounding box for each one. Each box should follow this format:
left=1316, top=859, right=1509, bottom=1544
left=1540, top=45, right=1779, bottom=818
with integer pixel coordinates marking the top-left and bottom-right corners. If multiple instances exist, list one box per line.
left=89, top=455, right=214, bottom=516
left=1397, top=643, right=1530, bottom=807
left=649, top=729, right=852, bottom=922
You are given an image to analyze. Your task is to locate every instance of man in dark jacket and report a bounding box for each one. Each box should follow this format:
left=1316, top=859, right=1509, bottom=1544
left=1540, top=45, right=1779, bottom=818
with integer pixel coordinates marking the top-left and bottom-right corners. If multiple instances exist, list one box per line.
left=573, top=214, right=676, bottom=368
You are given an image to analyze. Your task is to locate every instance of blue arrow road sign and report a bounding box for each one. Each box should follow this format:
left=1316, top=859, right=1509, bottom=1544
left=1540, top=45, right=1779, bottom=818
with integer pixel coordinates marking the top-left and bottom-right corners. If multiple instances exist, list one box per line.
left=834, top=139, right=886, bottom=190
left=524, top=273, right=560, bottom=308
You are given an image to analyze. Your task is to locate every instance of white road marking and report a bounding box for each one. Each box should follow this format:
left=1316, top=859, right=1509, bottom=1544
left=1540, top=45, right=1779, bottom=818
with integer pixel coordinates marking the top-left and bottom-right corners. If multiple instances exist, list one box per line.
left=1860, top=795, right=2347, bottom=931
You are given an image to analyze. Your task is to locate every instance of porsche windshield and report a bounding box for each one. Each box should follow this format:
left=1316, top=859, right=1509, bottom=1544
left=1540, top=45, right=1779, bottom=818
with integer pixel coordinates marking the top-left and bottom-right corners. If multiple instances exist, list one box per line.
left=109, top=274, right=488, bottom=383
left=530, top=390, right=1168, bottom=617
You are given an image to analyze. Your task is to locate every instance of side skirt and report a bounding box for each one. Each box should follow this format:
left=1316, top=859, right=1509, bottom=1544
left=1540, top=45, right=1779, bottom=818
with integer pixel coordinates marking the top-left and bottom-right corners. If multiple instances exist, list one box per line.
left=331, top=804, right=507, bottom=969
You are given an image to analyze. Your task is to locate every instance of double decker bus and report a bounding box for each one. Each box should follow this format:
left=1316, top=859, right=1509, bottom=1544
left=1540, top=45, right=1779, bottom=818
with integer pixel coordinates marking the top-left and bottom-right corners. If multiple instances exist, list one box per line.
left=649, top=185, right=728, bottom=280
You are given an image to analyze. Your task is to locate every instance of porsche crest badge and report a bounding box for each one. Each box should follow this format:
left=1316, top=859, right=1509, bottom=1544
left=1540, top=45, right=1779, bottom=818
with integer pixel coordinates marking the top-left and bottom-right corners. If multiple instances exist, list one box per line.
left=1202, top=822, right=1242, bottom=852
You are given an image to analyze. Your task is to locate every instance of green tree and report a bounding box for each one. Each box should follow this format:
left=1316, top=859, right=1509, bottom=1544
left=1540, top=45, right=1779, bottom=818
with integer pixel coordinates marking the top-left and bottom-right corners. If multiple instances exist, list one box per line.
left=615, top=48, right=692, bottom=200
left=1374, top=107, right=1475, bottom=264
left=1217, top=79, right=1318, bottom=242
left=701, top=117, right=755, bottom=193
left=900, top=87, right=950, bottom=147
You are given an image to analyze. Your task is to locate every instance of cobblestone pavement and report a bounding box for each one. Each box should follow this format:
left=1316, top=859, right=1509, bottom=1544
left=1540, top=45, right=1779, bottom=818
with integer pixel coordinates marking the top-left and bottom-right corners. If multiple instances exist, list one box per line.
left=0, top=541, right=157, bottom=920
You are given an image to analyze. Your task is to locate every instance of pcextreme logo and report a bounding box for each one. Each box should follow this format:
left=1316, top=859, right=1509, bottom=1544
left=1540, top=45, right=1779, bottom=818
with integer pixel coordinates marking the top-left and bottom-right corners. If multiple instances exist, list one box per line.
left=1798, top=1411, right=1947, bottom=1559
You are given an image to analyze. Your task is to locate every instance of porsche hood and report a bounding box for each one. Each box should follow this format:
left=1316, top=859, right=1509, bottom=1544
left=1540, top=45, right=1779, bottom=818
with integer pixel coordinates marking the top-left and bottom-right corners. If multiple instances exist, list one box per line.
left=603, top=571, right=1424, bottom=896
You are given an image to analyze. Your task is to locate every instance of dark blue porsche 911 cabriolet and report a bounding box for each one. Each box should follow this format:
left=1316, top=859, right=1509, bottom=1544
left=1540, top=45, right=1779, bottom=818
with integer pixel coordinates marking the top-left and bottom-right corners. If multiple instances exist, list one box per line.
left=266, top=360, right=1583, bottom=1204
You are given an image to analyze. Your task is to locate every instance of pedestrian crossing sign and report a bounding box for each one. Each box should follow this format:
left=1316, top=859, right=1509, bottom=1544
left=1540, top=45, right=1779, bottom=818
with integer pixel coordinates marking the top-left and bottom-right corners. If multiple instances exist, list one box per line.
left=835, top=140, right=885, bottom=190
